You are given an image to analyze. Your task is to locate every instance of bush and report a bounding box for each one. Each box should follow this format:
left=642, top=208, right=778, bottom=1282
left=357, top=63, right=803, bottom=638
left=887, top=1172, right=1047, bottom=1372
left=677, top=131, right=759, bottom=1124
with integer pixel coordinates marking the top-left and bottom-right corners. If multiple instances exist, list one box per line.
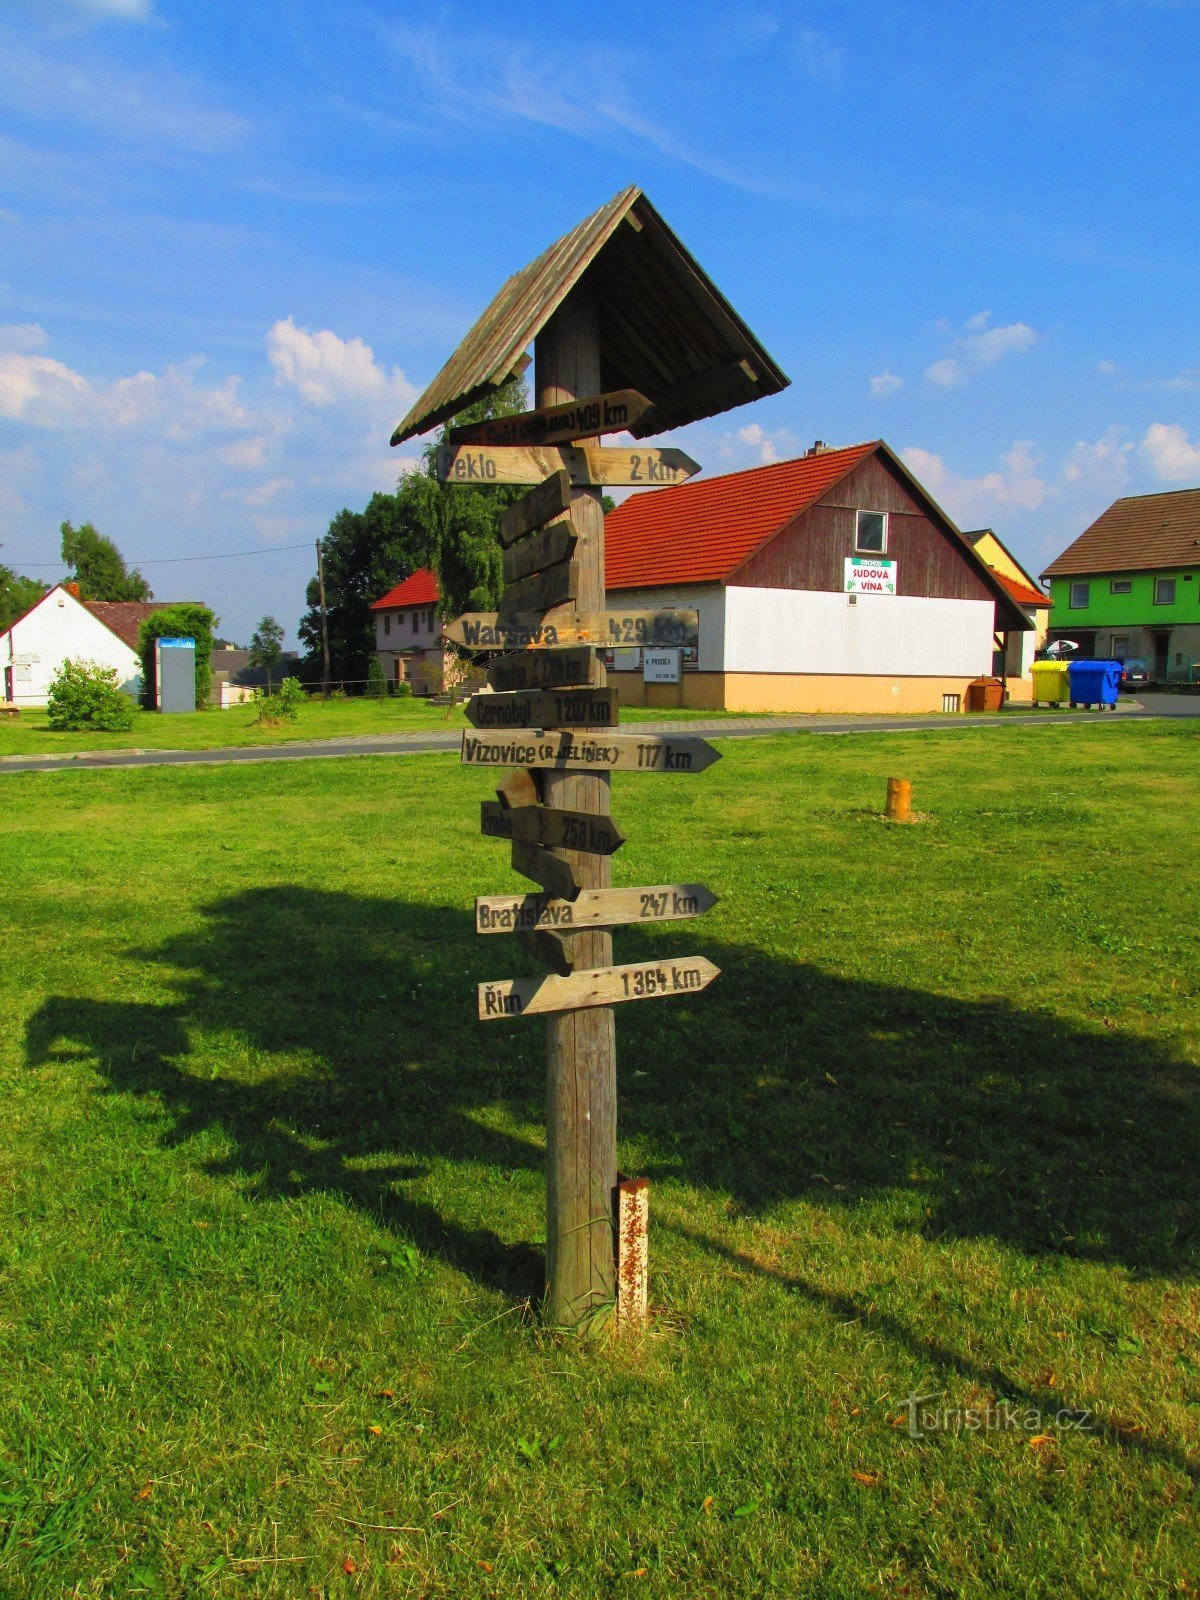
left=366, top=656, right=387, bottom=699
left=46, top=659, right=136, bottom=732
left=252, top=676, right=305, bottom=724
left=396, top=680, right=413, bottom=698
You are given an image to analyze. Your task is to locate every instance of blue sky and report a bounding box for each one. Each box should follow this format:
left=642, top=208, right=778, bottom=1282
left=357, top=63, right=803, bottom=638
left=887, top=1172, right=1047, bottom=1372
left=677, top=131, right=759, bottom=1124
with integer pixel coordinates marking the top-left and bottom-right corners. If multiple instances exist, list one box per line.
left=2, top=0, right=1199, bottom=644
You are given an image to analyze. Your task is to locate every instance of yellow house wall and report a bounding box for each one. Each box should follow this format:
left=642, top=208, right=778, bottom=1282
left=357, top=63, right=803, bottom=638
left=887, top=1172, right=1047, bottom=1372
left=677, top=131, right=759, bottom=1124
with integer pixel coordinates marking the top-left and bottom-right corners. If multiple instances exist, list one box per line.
left=611, top=673, right=1009, bottom=714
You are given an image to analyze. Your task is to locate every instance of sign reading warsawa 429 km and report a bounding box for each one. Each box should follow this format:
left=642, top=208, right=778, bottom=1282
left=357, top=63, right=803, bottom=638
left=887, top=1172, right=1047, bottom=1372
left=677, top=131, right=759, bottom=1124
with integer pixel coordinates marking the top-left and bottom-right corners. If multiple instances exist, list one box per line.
left=462, top=730, right=721, bottom=773
left=444, top=608, right=698, bottom=651
left=478, top=957, right=720, bottom=1021
left=436, top=443, right=700, bottom=488
left=465, top=687, right=617, bottom=730
left=450, top=389, right=652, bottom=449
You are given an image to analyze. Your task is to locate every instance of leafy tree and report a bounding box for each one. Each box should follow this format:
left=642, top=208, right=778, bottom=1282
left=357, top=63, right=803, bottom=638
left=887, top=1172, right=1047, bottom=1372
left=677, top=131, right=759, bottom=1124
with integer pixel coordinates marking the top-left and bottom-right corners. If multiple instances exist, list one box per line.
left=0, top=563, right=48, bottom=630
left=137, top=603, right=218, bottom=708
left=365, top=654, right=388, bottom=699
left=248, top=614, right=285, bottom=688
left=298, top=490, right=436, bottom=685
left=60, top=521, right=152, bottom=602
left=46, top=658, right=135, bottom=732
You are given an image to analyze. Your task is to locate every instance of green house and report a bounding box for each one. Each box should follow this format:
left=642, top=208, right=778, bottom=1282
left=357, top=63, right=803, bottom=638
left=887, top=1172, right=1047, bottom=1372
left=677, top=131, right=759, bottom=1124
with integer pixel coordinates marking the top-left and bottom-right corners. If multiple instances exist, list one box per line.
left=1042, top=488, right=1200, bottom=681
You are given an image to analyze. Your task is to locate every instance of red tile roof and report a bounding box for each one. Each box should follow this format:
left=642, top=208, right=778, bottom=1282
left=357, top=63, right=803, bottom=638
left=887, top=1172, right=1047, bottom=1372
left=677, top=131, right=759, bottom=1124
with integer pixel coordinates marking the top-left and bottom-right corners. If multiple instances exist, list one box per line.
left=83, top=600, right=181, bottom=651
left=992, top=571, right=1049, bottom=607
left=371, top=568, right=440, bottom=609
left=603, top=443, right=877, bottom=590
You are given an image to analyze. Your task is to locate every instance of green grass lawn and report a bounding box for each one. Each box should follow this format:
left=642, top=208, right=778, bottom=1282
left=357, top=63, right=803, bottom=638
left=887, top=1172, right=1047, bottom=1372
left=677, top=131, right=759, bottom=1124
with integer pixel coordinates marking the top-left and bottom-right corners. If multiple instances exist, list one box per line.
left=1, top=722, right=1197, bottom=1598
left=0, top=698, right=759, bottom=759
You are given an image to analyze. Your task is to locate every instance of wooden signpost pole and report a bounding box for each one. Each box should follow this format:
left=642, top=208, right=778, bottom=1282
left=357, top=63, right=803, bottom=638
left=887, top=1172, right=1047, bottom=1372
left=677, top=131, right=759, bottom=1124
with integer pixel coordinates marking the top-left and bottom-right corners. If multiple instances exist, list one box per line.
left=535, top=289, right=618, bottom=1327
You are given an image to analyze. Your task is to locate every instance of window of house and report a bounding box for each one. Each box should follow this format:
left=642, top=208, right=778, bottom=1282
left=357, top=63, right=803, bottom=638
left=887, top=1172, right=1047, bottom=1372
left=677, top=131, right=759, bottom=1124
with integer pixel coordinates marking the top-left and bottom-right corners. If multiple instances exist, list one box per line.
left=1110, top=579, right=1131, bottom=595
left=384, top=613, right=391, bottom=635
left=1111, top=634, right=1130, bottom=659
left=1154, top=577, right=1177, bottom=605
left=855, top=511, right=887, bottom=553
left=1069, top=582, right=1090, bottom=609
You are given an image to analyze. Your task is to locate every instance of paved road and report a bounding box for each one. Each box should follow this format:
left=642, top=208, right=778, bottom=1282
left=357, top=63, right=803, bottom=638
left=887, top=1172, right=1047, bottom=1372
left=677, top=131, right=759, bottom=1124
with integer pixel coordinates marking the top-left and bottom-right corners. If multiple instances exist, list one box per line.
left=1, top=693, right=1193, bottom=776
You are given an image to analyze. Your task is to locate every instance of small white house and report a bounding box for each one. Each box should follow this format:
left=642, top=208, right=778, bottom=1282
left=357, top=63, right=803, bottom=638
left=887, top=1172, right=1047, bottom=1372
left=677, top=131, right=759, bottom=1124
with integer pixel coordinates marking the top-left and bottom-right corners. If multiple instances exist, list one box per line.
left=1, top=583, right=173, bottom=707
left=370, top=568, right=444, bottom=693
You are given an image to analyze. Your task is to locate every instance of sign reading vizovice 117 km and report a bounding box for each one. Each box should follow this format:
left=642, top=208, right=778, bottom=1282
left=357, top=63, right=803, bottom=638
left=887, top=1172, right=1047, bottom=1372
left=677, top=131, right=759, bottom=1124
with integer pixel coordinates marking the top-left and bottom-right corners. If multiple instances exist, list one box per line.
left=389, top=185, right=790, bottom=1331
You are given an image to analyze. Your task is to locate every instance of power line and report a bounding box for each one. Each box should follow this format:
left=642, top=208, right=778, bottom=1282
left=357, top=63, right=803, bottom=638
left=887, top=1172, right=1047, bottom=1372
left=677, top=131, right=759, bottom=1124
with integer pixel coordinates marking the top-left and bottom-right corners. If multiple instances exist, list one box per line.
left=8, top=542, right=314, bottom=568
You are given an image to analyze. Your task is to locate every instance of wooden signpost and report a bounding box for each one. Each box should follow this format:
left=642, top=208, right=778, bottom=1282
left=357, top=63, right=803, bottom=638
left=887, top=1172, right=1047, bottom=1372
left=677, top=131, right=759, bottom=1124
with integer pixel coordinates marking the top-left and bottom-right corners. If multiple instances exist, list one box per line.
left=391, top=187, right=788, bottom=1330
left=465, top=687, right=617, bottom=730
left=450, top=389, right=652, bottom=449
left=443, top=608, right=699, bottom=651
left=436, top=443, right=700, bottom=488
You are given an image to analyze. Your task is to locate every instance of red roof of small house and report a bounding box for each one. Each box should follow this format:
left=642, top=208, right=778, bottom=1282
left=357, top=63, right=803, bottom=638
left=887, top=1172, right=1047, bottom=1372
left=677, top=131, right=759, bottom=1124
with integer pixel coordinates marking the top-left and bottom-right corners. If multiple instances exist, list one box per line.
left=604, top=443, right=877, bottom=590
left=992, top=571, right=1050, bottom=608
left=371, top=568, right=440, bottom=610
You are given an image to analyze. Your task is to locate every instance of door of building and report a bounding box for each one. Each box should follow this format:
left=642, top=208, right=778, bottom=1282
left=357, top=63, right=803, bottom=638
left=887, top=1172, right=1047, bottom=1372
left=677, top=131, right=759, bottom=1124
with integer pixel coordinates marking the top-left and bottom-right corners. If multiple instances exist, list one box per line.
left=1152, top=630, right=1170, bottom=681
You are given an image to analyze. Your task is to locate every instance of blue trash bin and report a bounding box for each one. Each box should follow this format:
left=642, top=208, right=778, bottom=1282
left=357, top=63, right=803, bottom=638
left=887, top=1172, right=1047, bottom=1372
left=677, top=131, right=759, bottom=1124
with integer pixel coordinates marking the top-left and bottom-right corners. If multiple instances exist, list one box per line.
left=1067, top=658, right=1121, bottom=709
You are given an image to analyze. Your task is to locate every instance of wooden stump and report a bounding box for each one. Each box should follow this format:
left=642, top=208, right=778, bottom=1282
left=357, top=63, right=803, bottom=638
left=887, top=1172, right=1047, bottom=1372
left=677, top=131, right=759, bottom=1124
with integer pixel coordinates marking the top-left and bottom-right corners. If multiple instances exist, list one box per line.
left=885, top=777, right=912, bottom=823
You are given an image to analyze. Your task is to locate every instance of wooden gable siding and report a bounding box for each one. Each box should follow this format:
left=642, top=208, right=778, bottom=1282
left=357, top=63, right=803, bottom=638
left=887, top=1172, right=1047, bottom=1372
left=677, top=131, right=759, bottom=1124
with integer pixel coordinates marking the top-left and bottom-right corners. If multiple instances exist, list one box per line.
left=729, top=452, right=993, bottom=603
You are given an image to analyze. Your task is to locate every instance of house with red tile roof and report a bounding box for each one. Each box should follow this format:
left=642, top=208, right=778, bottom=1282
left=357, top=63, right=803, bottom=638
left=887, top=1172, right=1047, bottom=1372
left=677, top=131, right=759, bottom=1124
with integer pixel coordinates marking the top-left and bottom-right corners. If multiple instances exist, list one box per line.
left=966, top=528, right=1051, bottom=677
left=1, top=582, right=183, bottom=708
left=601, top=441, right=1031, bottom=713
left=370, top=568, right=444, bottom=693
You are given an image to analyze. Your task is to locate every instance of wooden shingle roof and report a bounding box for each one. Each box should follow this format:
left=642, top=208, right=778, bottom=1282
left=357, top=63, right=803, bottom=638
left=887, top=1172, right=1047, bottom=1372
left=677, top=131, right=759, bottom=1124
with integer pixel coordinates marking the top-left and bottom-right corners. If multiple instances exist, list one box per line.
left=391, top=187, right=789, bottom=444
left=1042, top=488, right=1200, bottom=577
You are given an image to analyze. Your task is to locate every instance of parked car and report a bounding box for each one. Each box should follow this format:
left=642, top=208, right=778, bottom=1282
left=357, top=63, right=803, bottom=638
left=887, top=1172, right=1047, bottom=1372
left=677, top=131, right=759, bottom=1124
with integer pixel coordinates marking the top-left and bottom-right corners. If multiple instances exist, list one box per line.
left=1118, top=657, right=1151, bottom=690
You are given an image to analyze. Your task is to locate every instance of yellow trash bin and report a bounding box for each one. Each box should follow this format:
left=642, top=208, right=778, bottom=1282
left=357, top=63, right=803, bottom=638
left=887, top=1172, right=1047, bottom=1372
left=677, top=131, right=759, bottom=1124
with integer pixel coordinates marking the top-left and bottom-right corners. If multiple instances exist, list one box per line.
left=1031, top=660, right=1071, bottom=706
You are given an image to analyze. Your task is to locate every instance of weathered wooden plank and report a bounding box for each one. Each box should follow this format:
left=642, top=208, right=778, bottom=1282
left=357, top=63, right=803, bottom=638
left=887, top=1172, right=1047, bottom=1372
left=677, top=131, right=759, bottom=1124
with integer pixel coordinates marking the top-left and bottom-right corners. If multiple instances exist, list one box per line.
left=499, top=558, right=581, bottom=617
left=475, top=883, right=717, bottom=934
left=465, top=686, right=617, bottom=731
left=516, top=926, right=576, bottom=977
left=449, top=389, right=652, bottom=449
left=488, top=646, right=603, bottom=693
left=496, top=766, right=540, bottom=809
left=615, top=1178, right=649, bottom=1328
left=462, top=730, right=720, bottom=773
left=500, top=470, right=572, bottom=546
left=477, top=956, right=720, bottom=1020
left=482, top=802, right=626, bottom=856
left=444, top=608, right=698, bottom=651
left=436, top=443, right=700, bottom=488
left=511, top=839, right=580, bottom=901
left=636, top=361, right=757, bottom=436
left=502, top=517, right=578, bottom=584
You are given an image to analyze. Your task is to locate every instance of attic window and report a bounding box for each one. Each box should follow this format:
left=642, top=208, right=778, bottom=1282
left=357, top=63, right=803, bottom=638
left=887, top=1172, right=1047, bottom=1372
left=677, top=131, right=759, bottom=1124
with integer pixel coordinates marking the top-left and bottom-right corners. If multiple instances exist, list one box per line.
left=856, top=511, right=887, bottom=554
left=1110, top=579, right=1131, bottom=595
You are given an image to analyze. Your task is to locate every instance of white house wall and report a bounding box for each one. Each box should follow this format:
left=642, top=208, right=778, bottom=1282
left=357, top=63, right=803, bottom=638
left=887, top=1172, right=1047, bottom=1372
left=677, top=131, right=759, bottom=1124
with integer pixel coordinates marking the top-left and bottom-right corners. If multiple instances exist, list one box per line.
left=1, top=587, right=142, bottom=707
left=722, top=587, right=995, bottom=677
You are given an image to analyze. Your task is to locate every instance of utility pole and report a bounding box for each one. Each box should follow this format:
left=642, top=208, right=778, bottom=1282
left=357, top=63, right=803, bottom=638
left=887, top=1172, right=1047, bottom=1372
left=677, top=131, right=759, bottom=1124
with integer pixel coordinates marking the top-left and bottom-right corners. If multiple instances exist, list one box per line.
left=315, top=538, right=332, bottom=699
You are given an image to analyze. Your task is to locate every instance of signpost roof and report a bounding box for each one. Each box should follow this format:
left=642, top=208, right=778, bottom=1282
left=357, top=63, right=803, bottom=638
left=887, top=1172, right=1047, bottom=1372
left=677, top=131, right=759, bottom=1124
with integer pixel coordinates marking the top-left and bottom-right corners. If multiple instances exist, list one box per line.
left=391, top=186, right=790, bottom=445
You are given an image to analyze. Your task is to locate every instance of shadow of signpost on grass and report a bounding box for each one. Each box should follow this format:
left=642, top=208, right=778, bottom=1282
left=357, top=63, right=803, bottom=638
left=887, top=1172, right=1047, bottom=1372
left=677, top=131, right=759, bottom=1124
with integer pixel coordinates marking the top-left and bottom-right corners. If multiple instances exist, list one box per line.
left=24, top=884, right=1200, bottom=1296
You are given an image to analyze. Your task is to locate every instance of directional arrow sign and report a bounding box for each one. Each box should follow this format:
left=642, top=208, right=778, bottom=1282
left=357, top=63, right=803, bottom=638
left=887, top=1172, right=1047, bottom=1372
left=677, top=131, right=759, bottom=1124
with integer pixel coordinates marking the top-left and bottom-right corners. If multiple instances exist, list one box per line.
left=444, top=608, right=698, bottom=651
left=462, top=730, right=720, bottom=773
left=478, top=957, right=720, bottom=1021
left=488, top=647, right=602, bottom=693
left=502, top=517, right=579, bottom=584
left=482, top=802, right=626, bottom=856
left=465, top=687, right=617, bottom=731
left=475, top=884, right=718, bottom=934
left=511, top=839, right=579, bottom=901
left=449, top=389, right=652, bottom=449
left=501, top=471, right=572, bottom=546
left=516, top=926, right=576, bottom=977
left=498, top=557, right=581, bottom=616
left=437, top=443, right=700, bottom=488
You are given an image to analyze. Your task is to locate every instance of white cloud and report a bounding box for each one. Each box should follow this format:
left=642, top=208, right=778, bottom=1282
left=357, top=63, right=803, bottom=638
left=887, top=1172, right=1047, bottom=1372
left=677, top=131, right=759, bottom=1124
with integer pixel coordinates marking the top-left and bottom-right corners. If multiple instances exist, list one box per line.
left=267, top=316, right=416, bottom=411
left=1096, top=359, right=1121, bottom=376
left=1140, top=422, right=1200, bottom=483
left=726, top=421, right=799, bottom=466
left=62, top=0, right=154, bottom=18
left=222, top=435, right=270, bottom=470
left=924, top=312, right=1039, bottom=387
left=870, top=370, right=903, bottom=398
left=0, top=322, right=48, bottom=353
left=902, top=441, right=1048, bottom=523
left=0, top=351, right=89, bottom=426
left=1062, top=427, right=1132, bottom=493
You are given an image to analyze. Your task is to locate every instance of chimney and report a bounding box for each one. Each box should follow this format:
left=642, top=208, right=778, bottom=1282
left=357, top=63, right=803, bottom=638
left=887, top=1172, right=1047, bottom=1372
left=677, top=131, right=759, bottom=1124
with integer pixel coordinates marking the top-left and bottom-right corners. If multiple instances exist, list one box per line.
left=805, top=440, right=832, bottom=457
left=64, top=581, right=81, bottom=598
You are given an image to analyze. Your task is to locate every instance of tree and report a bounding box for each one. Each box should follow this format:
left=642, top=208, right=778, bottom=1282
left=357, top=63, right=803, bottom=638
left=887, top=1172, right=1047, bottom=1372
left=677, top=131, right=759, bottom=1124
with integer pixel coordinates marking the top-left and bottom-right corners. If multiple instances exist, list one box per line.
left=138, top=603, right=218, bottom=708
left=60, top=521, right=152, bottom=602
left=298, top=491, right=435, bottom=685
left=0, top=563, right=48, bottom=630
left=248, top=615, right=285, bottom=689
